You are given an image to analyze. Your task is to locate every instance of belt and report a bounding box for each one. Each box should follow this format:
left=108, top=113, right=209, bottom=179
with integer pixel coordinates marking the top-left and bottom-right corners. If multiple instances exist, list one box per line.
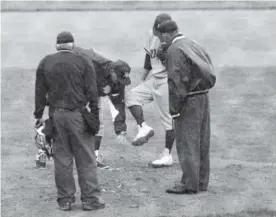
left=187, top=89, right=209, bottom=97
left=171, top=90, right=209, bottom=119
left=54, top=107, right=80, bottom=112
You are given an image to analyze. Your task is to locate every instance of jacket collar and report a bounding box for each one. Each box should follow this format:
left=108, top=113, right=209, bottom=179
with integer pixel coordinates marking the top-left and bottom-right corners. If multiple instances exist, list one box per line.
left=172, top=33, right=186, bottom=44
left=58, top=49, right=73, bottom=52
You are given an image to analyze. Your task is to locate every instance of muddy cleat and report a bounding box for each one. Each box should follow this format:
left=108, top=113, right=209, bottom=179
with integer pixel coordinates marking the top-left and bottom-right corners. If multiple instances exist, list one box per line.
left=150, top=148, right=173, bottom=168
left=132, top=122, right=154, bottom=146
left=82, top=201, right=105, bottom=211
left=95, top=151, right=109, bottom=169
left=58, top=202, right=72, bottom=211
left=116, top=131, right=129, bottom=145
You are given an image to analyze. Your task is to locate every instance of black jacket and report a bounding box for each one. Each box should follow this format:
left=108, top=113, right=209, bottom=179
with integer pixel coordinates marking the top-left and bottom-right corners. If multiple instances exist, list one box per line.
left=34, top=49, right=98, bottom=119
left=166, top=35, right=216, bottom=116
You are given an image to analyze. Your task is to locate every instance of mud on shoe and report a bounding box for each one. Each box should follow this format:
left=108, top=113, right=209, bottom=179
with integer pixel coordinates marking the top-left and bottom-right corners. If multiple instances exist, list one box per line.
left=150, top=148, right=173, bottom=168
left=132, top=122, right=154, bottom=146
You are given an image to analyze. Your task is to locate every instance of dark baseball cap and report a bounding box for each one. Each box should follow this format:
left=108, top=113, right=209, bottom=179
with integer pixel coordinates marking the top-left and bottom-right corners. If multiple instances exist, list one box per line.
left=111, top=60, right=131, bottom=85
left=56, top=31, right=74, bottom=44
left=158, top=20, right=179, bottom=33
left=153, top=13, right=172, bottom=29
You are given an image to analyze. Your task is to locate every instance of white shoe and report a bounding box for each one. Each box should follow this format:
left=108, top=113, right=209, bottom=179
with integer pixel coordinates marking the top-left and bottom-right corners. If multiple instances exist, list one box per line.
left=150, top=148, right=173, bottom=168
left=132, top=122, right=154, bottom=146
left=95, top=150, right=109, bottom=169
left=116, top=131, right=129, bottom=145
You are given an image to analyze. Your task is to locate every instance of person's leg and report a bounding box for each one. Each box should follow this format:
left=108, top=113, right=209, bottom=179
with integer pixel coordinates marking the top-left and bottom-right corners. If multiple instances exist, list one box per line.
left=68, top=111, right=105, bottom=211
left=52, top=110, right=76, bottom=210
left=94, top=97, right=107, bottom=168
left=150, top=79, right=175, bottom=167
left=166, top=95, right=205, bottom=194
left=108, top=85, right=128, bottom=145
left=128, top=105, right=145, bottom=126
left=125, top=78, right=154, bottom=146
left=199, top=94, right=210, bottom=191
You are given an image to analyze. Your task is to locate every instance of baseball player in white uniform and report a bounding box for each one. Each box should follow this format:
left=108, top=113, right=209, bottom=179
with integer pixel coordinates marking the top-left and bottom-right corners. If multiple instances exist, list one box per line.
left=125, top=13, right=175, bottom=168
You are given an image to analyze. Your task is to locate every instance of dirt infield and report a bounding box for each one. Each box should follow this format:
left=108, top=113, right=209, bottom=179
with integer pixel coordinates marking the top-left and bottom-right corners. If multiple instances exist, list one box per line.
left=1, top=11, right=276, bottom=217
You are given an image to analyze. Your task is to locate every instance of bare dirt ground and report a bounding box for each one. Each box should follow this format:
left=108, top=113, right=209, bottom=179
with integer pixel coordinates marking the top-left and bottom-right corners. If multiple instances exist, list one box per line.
left=1, top=11, right=276, bottom=217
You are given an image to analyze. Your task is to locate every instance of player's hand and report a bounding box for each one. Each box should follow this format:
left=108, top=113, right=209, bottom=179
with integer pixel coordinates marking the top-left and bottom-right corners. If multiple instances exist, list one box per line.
left=34, top=118, right=44, bottom=129
left=157, top=42, right=170, bottom=64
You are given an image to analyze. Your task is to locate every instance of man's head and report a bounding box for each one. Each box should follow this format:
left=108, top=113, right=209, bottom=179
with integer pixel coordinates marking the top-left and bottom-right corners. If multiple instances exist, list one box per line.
left=152, top=13, right=172, bottom=41
left=56, top=31, right=75, bottom=51
left=157, top=20, right=179, bottom=43
left=110, top=60, right=131, bottom=86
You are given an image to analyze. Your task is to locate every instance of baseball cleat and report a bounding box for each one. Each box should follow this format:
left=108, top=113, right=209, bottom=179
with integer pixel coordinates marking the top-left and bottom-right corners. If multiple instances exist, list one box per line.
left=95, top=151, right=109, bottom=169
left=96, top=161, right=109, bottom=169
left=132, top=122, right=154, bottom=146
left=149, top=148, right=173, bottom=168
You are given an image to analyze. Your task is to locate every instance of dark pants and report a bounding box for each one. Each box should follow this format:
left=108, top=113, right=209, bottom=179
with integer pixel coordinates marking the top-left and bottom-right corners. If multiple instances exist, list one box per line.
left=52, top=109, right=100, bottom=203
left=109, top=85, right=127, bottom=135
left=174, top=93, right=210, bottom=191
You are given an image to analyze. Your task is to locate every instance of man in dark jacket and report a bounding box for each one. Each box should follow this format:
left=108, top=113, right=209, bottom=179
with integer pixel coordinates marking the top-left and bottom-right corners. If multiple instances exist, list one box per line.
left=34, top=31, right=105, bottom=211
left=73, top=46, right=131, bottom=168
left=157, top=20, right=216, bottom=194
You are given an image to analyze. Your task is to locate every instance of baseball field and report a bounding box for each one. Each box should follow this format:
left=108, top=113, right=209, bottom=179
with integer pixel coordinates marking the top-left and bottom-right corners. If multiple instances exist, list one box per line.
left=1, top=10, right=276, bottom=217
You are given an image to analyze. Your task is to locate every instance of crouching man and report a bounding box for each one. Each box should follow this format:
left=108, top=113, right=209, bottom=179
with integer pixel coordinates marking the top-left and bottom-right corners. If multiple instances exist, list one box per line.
left=157, top=21, right=216, bottom=194
left=73, top=46, right=131, bottom=168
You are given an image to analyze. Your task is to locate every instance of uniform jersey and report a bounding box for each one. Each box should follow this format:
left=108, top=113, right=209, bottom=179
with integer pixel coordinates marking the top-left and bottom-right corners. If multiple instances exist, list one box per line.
left=144, top=30, right=167, bottom=78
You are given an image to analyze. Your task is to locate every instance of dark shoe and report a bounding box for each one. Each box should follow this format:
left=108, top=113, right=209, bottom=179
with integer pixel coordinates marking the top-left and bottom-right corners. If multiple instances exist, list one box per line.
left=199, top=187, right=207, bottom=192
left=58, top=202, right=72, bottom=211
left=96, top=154, right=109, bottom=169
left=166, top=184, right=198, bottom=194
left=97, top=160, right=109, bottom=169
left=82, top=201, right=105, bottom=211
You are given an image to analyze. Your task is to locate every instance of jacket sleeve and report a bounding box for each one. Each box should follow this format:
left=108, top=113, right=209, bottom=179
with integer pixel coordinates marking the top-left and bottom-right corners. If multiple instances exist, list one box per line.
left=166, top=47, right=190, bottom=117
left=74, top=46, right=113, bottom=78
left=82, top=56, right=99, bottom=112
left=88, top=49, right=113, bottom=78
left=34, top=57, right=48, bottom=119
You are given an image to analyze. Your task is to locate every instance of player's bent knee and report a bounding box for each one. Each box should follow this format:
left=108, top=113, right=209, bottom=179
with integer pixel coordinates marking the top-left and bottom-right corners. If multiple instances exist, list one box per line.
left=124, top=94, right=141, bottom=108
